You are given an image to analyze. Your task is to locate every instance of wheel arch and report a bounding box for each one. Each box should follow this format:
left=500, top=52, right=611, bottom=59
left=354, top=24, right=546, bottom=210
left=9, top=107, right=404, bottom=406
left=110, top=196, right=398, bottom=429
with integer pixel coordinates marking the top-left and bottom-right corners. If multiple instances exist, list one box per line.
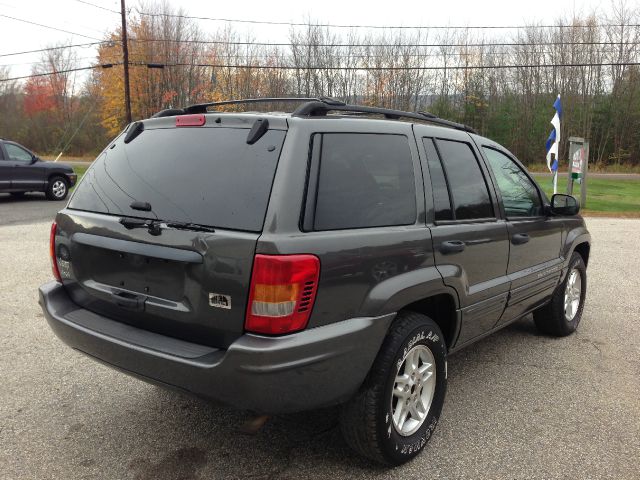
left=562, top=226, right=591, bottom=267
left=47, top=172, right=68, bottom=183
left=573, top=241, right=591, bottom=266
left=359, top=267, right=461, bottom=350
left=401, top=293, right=460, bottom=350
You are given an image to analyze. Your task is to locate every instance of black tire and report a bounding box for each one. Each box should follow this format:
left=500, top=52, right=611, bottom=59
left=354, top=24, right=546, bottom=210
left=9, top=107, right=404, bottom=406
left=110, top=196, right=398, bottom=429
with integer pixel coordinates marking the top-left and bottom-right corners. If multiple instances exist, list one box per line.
left=533, top=252, right=587, bottom=336
left=340, top=311, right=447, bottom=466
left=10, top=192, right=25, bottom=198
left=46, top=176, right=68, bottom=201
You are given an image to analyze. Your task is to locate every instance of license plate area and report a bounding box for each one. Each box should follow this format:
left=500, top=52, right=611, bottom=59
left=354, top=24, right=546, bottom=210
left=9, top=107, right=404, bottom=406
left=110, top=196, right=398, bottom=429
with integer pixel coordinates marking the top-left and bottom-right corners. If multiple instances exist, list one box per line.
left=85, top=248, right=187, bottom=301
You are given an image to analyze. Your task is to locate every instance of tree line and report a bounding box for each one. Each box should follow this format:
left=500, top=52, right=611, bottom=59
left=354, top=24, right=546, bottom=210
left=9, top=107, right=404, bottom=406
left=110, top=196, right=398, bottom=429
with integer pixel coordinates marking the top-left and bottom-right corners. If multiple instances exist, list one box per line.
left=1, top=0, right=639, bottom=168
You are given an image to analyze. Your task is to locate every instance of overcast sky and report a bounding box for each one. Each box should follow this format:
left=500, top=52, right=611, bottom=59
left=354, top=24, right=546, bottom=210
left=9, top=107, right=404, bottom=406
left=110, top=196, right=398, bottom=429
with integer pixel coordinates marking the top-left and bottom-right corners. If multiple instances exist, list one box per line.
left=1, top=0, right=610, bottom=80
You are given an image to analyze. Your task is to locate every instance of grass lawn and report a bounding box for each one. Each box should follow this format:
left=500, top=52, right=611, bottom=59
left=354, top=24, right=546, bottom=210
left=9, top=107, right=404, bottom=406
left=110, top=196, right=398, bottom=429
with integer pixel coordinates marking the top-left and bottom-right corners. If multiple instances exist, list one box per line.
left=73, top=164, right=89, bottom=179
left=533, top=174, right=640, bottom=216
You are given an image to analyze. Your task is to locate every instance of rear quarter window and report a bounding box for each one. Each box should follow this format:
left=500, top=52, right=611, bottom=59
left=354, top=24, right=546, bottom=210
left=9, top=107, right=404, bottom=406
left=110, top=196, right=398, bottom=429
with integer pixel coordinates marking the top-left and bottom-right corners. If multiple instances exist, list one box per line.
left=308, top=133, right=417, bottom=231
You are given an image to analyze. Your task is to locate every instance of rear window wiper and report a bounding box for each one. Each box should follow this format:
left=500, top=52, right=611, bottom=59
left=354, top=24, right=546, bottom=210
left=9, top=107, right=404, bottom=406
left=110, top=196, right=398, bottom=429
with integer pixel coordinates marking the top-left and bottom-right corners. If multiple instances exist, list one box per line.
left=164, top=221, right=216, bottom=233
left=119, top=217, right=215, bottom=235
left=119, top=217, right=162, bottom=235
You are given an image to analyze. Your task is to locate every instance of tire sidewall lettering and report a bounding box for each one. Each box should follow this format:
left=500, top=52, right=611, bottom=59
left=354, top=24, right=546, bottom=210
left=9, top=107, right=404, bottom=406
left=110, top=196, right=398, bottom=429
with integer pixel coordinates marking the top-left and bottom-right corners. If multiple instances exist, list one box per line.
left=382, top=324, right=447, bottom=461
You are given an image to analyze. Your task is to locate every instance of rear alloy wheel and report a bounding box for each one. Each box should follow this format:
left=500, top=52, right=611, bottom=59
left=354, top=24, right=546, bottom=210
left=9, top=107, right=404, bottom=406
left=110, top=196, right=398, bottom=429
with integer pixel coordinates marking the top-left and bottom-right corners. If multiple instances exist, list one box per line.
left=534, top=252, right=587, bottom=336
left=390, top=343, right=437, bottom=440
left=340, top=311, right=447, bottom=466
left=46, top=177, right=68, bottom=201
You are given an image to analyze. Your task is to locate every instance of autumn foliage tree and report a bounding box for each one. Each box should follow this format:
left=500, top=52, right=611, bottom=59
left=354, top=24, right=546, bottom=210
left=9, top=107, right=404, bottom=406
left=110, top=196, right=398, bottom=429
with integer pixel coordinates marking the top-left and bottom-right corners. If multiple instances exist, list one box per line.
left=96, top=1, right=211, bottom=136
left=23, top=77, right=56, bottom=115
left=2, top=0, right=639, bottom=166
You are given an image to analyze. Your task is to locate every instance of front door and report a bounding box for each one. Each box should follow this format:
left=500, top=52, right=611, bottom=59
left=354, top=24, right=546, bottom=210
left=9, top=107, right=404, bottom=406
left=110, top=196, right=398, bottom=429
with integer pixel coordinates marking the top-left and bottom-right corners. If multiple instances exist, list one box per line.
left=0, top=144, right=12, bottom=190
left=4, top=142, right=44, bottom=191
left=417, top=127, right=510, bottom=346
left=479, top=145, right=563, bottom=324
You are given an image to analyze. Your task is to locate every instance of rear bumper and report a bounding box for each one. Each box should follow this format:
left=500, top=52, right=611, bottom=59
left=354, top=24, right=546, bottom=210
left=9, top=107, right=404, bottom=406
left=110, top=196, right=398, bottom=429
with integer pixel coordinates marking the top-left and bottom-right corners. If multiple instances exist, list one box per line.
left=39, top=281, right=395, bottom=413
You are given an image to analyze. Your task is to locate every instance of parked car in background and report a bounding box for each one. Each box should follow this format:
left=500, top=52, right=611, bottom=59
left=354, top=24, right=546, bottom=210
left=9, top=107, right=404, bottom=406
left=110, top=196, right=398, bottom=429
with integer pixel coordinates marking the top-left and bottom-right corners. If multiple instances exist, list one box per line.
left=0, top=139, right=77, bottom=200
left=39, top=98, right=590, bottom=466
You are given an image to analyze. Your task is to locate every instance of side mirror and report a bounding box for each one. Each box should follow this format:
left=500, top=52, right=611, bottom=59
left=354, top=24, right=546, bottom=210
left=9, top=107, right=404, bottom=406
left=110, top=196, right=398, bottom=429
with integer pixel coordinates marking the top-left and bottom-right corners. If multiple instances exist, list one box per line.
left=31, top=155, right=39, bottom=164
left=550, top=194, right=580, bottom=216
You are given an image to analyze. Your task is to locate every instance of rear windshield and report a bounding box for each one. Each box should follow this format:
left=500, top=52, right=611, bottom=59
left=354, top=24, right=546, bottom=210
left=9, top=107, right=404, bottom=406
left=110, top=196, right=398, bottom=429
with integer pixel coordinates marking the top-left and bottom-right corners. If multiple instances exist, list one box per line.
left=69, top=126, right=286, bottom=232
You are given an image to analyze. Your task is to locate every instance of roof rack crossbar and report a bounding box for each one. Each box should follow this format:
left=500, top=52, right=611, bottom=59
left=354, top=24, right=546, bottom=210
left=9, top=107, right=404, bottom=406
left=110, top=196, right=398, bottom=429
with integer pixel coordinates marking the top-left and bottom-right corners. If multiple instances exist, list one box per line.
left=183, top=97, right=346, bottom=114
left=292, top=101, right=476, bottom=133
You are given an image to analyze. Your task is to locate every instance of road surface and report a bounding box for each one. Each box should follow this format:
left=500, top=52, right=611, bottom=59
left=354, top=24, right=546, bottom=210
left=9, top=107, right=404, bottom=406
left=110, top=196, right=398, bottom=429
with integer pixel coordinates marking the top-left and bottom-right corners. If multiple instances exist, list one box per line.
left=1, top=199, right=638, bottom=479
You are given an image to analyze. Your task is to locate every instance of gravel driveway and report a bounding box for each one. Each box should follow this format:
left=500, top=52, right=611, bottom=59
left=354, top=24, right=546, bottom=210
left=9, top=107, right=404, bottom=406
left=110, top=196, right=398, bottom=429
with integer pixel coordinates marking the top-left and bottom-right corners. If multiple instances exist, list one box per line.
left=0, top=206, right=638, bottom=479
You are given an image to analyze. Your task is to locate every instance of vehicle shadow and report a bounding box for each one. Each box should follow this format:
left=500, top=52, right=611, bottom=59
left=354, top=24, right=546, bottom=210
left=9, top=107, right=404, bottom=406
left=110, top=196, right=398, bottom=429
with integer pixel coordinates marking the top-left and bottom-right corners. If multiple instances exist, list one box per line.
left=74, top=316, right=544, bottom=479
left=0, top=192, right=48, bottom=203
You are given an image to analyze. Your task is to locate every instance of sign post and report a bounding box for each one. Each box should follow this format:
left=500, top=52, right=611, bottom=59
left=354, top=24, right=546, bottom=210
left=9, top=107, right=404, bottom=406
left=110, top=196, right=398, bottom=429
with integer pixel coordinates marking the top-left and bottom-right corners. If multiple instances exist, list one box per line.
left=567, top=137, right=589, bottom=208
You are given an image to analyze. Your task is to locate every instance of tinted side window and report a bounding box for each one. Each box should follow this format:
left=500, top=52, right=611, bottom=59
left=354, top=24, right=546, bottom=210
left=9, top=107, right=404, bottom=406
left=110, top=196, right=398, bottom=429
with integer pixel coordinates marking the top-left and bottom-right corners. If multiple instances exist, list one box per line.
left=422, top=138, right=452, bottom=221
left=313, top=133, right=416, bottom=230
left=435, top=139, right=494, bottom=220
left=5, top=143, right=33, bottom=162
left=483, top=147, right=543, bottom=217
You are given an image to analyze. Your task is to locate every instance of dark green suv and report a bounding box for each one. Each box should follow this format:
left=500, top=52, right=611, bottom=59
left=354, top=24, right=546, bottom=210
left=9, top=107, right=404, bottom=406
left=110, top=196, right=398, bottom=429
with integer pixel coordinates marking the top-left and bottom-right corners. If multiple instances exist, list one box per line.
left=39, top=98, right=590, bottom=465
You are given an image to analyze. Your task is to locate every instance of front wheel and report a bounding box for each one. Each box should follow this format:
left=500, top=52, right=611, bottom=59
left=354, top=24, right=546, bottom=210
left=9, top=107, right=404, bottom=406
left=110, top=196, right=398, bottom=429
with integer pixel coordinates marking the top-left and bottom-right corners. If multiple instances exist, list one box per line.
left=533, top=252, right=587, bottom=336
left=340, top=311, right=447, bottom=466
left=46, top=176, right=68, bottom=201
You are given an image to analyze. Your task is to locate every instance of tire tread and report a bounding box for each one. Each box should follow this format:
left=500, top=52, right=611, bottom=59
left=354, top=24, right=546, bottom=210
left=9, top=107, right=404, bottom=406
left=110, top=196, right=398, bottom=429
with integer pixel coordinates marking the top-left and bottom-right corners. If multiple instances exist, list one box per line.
left=340, top=311, right=441, bottom=465
left=533, top=252, right=586, bottom=336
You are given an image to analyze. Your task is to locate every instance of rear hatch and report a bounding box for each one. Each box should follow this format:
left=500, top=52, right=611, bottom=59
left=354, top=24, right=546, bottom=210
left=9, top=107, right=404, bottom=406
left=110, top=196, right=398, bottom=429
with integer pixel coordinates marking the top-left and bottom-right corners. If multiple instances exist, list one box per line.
left=56, top=115, right=287, bottom=348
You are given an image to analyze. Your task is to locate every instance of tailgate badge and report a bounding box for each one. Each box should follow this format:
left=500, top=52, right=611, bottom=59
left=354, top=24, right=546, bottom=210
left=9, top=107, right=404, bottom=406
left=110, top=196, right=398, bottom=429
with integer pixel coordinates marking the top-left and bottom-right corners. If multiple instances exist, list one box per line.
left=209, top=293, right=231, bottom=309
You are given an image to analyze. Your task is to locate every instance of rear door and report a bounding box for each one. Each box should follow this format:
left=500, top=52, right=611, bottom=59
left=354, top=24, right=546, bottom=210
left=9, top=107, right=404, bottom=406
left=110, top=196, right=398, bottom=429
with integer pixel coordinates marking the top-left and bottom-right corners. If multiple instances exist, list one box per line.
left=478, top=144, right=563, bottom=323
left=58, top=118, right=287, bottom=348
left=416, top=126, right=510, bottom=346
left=294, top=125, right=431, bottom=329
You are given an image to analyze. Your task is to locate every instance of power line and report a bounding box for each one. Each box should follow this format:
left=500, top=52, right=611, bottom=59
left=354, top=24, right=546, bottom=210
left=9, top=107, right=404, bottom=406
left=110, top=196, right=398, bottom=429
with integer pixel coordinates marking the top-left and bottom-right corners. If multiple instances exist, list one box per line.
left=128, top=37, right=639, bottom=49
left=2, top=60, right=638, bottom=82
left=0, top=63, right=120, bottom=82
left=0, top=13, right=103, bottom=41
left=128, top=61, right=640, bottom=71
left=0, top=41, right=114, bottom=58
left=72, top=0, right=120, bottom=14
left=0, top=56, right=107, bottom=67
left=135, top=10, right=640, bottom=31
left=1, top=37, right=634, bottom=61
left=4, top=47, right=633, bottom=70
left=125, top=47, right=634, bottom=62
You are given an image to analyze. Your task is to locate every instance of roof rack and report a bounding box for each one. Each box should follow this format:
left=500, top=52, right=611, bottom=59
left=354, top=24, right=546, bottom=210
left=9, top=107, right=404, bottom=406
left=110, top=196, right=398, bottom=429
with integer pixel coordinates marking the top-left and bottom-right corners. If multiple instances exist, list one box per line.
left=151, top=97, right=343, bottom=118
left=183, top=97, right=345, bottom=115
left=292, top=100, right=476, bottom=133
left=152, top=97, right=476, bottom=133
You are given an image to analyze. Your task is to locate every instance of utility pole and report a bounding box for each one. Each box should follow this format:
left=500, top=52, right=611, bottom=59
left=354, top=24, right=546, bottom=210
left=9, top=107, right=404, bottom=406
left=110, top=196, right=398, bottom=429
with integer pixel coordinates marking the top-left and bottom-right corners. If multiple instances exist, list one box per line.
left=120, top=0, right=132, bottom=124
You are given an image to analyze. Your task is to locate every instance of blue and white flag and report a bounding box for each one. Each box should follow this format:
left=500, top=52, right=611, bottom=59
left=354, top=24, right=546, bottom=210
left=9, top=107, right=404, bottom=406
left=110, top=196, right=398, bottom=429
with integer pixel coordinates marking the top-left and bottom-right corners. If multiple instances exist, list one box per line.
left=545, top=95, right=562, bottom=172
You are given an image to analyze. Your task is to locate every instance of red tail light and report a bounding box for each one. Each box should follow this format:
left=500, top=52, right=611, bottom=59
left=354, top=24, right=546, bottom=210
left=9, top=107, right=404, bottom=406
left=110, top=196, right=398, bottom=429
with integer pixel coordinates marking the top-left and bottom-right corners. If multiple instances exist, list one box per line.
left=245, top=254, right=320, bottom=335
left=50, top=222, right=62, bottom=282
